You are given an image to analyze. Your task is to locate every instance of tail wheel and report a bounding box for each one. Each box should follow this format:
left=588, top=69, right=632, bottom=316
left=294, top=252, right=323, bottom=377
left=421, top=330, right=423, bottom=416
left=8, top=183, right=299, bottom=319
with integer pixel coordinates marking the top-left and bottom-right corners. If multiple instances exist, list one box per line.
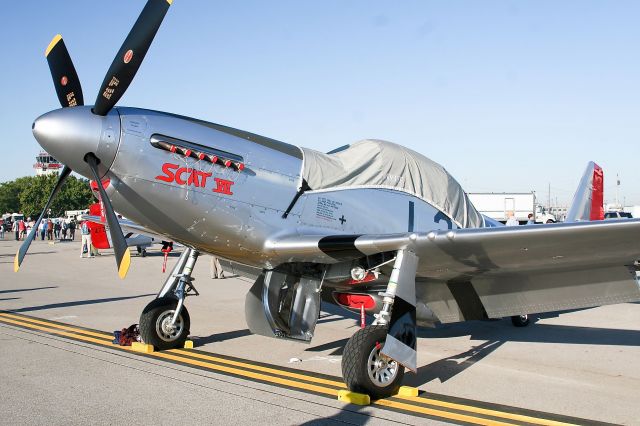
left=511, top=314, right=530, bottom=327
left=342, top=325, right=405, bottom=399
left=139, top=297, right=190, bottom=350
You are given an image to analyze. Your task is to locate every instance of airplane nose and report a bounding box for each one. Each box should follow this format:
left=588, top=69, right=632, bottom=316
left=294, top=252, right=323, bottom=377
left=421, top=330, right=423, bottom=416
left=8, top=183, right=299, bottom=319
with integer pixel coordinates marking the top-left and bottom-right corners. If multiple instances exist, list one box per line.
left=32, top=106, right=121, bottom=179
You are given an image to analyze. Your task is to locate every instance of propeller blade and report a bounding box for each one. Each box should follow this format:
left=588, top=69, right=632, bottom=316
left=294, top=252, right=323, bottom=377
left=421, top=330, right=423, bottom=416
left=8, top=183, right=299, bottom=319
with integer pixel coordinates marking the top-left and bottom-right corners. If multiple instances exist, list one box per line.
left=84, top=154, right=131, bottom=279
left=45, top=35, right=84, bottom=108
left=93, top=0, right=172, bottom=116
left=14, top=165, right=72, bottom=272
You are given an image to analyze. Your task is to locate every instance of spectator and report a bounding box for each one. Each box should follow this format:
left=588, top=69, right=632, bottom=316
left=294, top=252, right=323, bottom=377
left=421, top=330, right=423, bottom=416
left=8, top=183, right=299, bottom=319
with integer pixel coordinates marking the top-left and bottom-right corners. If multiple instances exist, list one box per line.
left=80, top=221, right=94, bottom=258
left=47, top=219, right=54, bottom=240
left=69, top=219, right=76, bottom=241
left=54, top=220, right=61, bottom=239
left=210, top=256, right=225, bottom=279
left=526, top=213, right=535, bottom=225
left=40, top=220, right=47, bottom=241
left=12, top=220, right=19, bottom=241
left=0, top=220, right=5, bottom=240
left=505, top=211, right=519, bottom=226
left=18, top=219, right=26, bottom=240
left=61, top=221, right=68, bottom=241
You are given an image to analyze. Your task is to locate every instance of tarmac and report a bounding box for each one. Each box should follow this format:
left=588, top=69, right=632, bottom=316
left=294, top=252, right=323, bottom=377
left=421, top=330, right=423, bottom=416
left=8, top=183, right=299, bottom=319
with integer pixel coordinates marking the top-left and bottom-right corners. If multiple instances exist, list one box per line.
left=1, top=237, right=639, bottom=425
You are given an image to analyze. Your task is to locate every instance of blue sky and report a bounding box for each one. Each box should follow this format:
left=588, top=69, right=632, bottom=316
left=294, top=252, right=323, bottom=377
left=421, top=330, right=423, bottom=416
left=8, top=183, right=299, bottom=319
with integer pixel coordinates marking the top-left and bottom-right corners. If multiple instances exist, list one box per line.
left=2, top=1, right=639, bottom=205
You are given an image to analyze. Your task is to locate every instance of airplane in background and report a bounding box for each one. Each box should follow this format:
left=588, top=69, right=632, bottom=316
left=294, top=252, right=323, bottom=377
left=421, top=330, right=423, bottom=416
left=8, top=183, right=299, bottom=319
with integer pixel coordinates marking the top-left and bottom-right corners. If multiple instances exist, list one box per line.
left=15, top=0, right=640, bottom=399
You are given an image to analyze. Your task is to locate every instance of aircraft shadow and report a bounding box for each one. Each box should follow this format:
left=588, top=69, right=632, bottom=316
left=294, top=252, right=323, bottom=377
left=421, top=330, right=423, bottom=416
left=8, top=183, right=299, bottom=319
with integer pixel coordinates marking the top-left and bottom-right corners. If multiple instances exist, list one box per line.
left=305, top=338, right=350, bottom=356
left=298, top=405, right=371, bottom=426
left=417, top=316, right=640, bottom=347
left=405, top=340, right=504, bottom=387
left=8, top=293, right=155, bottom=313
left=0, top=251, right=56, bottom=263
left=192, top=329, right=251, bottom=346
left=0, top=286, right=58, bottom=294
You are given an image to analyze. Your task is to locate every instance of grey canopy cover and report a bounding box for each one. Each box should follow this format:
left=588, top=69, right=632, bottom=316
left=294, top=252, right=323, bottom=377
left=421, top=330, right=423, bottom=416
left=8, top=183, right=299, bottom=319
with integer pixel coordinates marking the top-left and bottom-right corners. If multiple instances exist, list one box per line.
left=301, top=139, right=484, bottom=228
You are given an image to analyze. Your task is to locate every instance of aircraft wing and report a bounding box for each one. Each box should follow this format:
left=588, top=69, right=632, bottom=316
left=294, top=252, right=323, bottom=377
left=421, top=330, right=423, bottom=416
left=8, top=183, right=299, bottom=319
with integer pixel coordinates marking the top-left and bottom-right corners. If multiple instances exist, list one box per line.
left=83, top=214, right=168, bottom=243
left=265, top=219, right=640, bottom=322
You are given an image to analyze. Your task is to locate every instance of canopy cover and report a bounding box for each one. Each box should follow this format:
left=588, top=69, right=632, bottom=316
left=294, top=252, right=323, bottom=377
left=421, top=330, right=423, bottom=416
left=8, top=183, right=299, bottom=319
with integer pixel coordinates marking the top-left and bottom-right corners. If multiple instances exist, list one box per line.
left=301, top=139, right=484, bottom=228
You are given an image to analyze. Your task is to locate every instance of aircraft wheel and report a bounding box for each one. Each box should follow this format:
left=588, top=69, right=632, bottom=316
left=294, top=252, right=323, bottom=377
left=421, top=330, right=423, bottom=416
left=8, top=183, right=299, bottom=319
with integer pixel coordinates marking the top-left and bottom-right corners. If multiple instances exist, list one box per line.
left=141, top=249, right=147, bottom=257
left=342, top=325, right=405, bottom=399
left=511, top=314, right=530, bottom=327
left=139, top=297, right=190, bottom=350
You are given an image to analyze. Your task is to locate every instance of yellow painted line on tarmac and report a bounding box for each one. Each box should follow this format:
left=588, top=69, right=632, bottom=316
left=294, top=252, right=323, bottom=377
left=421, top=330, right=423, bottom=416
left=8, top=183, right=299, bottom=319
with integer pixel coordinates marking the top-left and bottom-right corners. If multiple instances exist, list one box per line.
left=0, top=312, right=583, bottom=426
left=395, top=395, right=579, bottom=426
left=153, top=350, right=340, bottom=396
left=375, top=399, right=517, bottom=426
left=168, top=349, right=348, bottom=389
left=0, top=316, right=119, bottom=347
left=0, top=312, right=112, bottom=340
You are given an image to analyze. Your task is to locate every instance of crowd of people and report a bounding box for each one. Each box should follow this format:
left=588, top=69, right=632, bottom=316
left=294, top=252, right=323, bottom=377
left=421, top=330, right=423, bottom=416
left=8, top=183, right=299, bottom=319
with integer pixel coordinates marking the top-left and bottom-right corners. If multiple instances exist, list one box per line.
left=0, top=217, right=77, bottom=241
left=1, top=215, right=99, bottom=259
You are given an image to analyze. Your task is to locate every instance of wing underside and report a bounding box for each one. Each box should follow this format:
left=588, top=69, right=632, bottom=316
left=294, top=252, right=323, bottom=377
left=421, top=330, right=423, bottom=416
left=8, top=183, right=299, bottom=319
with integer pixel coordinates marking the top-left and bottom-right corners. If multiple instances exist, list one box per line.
left=265, top=219, right=640, bottom=323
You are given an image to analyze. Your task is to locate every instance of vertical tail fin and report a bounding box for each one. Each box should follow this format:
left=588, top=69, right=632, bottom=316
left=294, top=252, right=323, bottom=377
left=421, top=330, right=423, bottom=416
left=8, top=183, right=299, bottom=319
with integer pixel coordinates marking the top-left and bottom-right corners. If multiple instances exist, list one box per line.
left=565, top=162, right=604, bottom=222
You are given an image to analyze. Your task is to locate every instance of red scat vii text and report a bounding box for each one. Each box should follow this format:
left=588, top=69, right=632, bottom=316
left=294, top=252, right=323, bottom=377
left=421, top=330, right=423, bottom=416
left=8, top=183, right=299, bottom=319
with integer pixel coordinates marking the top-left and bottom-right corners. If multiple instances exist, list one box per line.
left=155, top=163, right=234, bottom=195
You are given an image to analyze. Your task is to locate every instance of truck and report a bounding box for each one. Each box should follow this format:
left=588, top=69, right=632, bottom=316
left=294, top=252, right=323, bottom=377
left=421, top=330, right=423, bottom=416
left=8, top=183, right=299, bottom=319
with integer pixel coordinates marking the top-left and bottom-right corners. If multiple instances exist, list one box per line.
left=468, top=192, right=556, bottom=224
left=64, top=209, right=88, bottom=222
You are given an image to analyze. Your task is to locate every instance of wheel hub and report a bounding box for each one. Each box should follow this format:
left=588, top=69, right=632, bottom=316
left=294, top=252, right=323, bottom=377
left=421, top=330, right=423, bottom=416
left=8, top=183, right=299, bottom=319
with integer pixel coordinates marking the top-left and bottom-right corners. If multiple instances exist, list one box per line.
left=367, top=342, right=399, bottom=387
left=156, top=309, right=183, bottom=342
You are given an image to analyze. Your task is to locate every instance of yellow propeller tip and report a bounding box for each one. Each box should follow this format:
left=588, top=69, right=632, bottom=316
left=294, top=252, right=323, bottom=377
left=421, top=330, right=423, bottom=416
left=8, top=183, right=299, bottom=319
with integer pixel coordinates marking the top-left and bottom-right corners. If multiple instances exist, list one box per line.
left=45, top=34, right=62, bottom=57
left=13, top=251, right=20, bottom=273
left=118, top=248, right=132, bottom=279
left=166, top=0, right=173, bottom=5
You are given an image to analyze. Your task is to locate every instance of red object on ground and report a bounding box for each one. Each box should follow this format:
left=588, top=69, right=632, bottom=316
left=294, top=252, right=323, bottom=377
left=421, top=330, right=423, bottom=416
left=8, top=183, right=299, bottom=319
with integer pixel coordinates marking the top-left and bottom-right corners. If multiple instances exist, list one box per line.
left=161, top=244, right=173, bottom=273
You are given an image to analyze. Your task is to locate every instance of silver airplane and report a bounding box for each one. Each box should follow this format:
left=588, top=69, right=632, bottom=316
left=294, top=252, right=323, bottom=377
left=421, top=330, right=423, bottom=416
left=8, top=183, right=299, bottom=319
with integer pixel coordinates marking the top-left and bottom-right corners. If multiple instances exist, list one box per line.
left=15, top=0, right=640, bottom=399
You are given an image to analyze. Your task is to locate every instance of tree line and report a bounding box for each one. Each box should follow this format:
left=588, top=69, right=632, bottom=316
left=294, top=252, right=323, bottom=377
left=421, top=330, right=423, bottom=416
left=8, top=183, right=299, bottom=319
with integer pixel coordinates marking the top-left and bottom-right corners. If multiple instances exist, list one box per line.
left=0, top=173, right=94, bottom=218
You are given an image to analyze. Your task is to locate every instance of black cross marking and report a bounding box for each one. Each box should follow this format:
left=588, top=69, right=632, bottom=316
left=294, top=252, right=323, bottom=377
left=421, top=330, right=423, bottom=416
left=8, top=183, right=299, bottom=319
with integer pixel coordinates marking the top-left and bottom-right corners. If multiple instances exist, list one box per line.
left=339, top=215, right=347, bottom=225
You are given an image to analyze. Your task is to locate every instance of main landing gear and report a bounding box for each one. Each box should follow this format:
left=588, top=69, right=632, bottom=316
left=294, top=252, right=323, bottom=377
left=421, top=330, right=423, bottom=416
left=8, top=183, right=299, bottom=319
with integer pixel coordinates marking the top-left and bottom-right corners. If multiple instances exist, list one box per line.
left=139, top=248, right=199, bottom=350
left=341, top=250, right=418, bottom=399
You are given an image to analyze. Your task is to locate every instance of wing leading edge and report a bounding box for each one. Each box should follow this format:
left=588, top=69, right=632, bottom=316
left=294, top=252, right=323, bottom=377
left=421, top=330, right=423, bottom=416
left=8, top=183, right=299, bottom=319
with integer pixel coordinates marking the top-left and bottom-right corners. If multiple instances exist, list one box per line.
left=265, top=219, right=640, bottom=323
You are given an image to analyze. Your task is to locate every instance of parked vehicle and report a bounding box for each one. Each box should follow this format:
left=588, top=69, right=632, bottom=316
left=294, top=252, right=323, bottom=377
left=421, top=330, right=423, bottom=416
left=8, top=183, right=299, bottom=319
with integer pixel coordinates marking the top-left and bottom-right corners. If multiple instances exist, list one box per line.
left=468, top=192, right=556, bottom=224
left=604, top=211, right=633, bottom=219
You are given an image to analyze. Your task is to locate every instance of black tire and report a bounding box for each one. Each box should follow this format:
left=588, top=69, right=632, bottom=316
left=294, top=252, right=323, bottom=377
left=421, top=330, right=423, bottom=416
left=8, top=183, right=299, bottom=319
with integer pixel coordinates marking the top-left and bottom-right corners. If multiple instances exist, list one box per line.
left=141, top=249, right=147, bottom=258
left=342, top=325, right=405, bottom=399
left=511, top=314, right=530, bottom=327
left=139, top=297, right=190, bottom=350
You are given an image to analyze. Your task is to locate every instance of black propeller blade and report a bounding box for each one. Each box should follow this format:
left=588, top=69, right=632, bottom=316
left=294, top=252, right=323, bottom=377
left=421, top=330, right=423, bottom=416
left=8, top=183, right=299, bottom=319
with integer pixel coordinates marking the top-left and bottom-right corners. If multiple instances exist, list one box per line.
left=93, top=0, right=172, bottom=116
left=85, top=154, right=131, bottom=279
left=14, top=166, right=72, bottom=272
left=45, top=35, right=84, bottom=108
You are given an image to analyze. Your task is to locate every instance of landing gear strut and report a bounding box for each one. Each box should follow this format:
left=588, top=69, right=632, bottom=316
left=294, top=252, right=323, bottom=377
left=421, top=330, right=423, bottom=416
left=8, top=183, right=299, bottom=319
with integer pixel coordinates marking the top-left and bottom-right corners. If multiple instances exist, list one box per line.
left=139, top=248, right=199, bottom=349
